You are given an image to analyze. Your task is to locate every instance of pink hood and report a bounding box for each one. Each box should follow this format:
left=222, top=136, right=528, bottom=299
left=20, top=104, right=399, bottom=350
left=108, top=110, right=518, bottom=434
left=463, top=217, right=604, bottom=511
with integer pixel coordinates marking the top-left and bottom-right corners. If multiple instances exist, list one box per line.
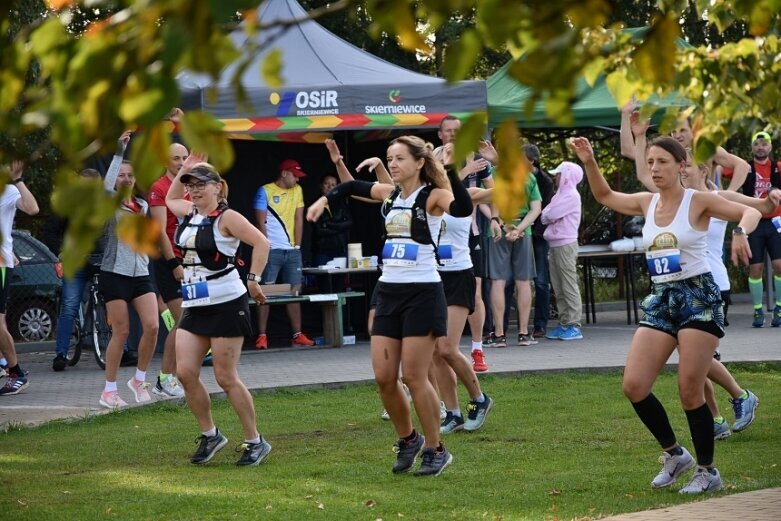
left=541, top=161, right=583, bottom=247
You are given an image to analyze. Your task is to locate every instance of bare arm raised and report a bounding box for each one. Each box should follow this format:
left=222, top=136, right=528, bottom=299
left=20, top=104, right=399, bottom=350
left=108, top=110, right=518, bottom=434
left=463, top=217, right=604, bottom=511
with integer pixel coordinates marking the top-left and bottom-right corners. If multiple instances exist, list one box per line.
left=571, top=137, right=650, bottom=217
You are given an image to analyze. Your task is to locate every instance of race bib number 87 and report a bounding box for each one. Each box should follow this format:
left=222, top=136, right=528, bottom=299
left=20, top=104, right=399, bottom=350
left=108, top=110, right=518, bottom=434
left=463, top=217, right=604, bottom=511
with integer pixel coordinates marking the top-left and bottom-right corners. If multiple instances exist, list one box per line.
left=645, top=249, right=683, bottom=282
left=382, top=242, right=419, bottom=266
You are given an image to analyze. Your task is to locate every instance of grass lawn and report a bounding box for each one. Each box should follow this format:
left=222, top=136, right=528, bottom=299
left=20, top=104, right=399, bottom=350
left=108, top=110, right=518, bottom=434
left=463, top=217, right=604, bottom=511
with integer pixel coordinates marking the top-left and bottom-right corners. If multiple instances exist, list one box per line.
left=1, top=364, right=779, bottom=520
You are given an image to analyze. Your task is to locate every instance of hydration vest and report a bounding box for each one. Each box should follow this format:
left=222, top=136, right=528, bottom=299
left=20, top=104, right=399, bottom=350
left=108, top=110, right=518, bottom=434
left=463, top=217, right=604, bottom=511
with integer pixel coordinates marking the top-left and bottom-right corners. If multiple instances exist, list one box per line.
left=381, top=185, right=443, bottom=264
left=174, top=202, right=237, bottom=272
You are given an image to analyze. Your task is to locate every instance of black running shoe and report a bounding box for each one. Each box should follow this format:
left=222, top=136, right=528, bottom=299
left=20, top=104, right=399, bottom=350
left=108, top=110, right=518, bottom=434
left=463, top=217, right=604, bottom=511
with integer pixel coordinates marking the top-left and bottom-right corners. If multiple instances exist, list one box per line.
left=392, top=434, right=425, bottom=474
left=235, top=439, right=272, bottom=466
left=191, top=430, right=228, bottom=464
left=414, top=445, right=453, bottom=477
left=52, top=354, right=67, bottom=372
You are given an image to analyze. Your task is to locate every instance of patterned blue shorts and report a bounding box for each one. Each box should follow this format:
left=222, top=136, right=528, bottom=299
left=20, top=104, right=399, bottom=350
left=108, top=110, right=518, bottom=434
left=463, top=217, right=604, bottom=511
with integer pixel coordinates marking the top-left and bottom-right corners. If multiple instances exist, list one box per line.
left=639, top=272, right=724, bottom=339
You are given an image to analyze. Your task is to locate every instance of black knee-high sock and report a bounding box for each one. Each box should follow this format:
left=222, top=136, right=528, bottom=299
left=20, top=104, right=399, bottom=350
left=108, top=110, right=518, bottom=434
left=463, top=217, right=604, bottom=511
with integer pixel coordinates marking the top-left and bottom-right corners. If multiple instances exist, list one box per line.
left=685, top=403, right=714, bottom=466
left=631, top=393, right=677, bottom=448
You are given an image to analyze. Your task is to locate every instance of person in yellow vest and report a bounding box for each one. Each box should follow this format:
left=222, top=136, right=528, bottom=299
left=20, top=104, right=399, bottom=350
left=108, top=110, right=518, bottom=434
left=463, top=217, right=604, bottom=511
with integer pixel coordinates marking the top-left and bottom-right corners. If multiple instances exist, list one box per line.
left=253, top=160, right=315, bottom=349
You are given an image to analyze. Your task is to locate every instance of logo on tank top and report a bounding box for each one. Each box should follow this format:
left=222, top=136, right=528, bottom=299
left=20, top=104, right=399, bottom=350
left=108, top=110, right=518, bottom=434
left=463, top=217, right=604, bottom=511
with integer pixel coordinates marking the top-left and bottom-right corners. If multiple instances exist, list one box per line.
left=386, top=212, right=412, bottom=236
left=648, top=232, right=679, bottom=251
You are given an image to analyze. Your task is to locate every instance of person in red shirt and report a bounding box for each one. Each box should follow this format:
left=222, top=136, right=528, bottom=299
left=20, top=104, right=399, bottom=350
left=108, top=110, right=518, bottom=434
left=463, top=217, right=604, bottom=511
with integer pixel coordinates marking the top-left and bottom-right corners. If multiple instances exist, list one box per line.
left=146, top=142, right=190, bottom=396
left=740, top=131, right=781, bottom=327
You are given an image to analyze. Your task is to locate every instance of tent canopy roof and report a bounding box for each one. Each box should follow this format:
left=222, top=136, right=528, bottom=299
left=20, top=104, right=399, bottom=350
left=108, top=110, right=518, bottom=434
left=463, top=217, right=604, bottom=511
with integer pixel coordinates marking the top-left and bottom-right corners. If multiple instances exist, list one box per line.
left=178, top=0, right=485, bottom=134
left=487, top=28, right=691, bottom=129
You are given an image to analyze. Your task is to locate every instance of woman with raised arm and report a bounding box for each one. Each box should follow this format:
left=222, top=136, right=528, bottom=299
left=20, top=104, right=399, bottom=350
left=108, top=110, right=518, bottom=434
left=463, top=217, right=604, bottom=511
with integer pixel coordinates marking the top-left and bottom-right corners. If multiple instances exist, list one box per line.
left=629, top=113, right=779, bottom=439
left=98, top=132, right=161, bottom=410
left=571, top=135, right=760, bottom=494
left=308, top=135, right=473, bottom=477
left=166, top=154, right=271, bottom=467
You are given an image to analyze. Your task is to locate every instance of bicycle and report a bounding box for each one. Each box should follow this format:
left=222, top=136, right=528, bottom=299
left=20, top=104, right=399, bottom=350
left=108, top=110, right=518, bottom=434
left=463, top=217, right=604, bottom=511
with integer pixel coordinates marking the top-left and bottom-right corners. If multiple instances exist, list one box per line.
left=65, top=274, right=111, bottom=369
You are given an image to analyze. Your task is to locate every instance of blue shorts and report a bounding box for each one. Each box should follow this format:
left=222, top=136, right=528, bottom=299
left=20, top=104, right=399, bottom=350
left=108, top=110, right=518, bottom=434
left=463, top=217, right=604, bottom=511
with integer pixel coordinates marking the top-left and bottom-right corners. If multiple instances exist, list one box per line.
left=639, top=272, right=724, bottom=339
left=262, top=249, right=302, bottom=287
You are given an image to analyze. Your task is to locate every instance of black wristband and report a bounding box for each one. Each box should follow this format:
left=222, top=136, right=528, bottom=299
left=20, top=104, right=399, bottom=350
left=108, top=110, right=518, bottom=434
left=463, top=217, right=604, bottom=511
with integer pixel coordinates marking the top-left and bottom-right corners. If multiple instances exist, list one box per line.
left=166, top=257, right=182, bottom=270
left=9, top=178, right=24, bottom=185
left=491, top=217, right=501, bottom=223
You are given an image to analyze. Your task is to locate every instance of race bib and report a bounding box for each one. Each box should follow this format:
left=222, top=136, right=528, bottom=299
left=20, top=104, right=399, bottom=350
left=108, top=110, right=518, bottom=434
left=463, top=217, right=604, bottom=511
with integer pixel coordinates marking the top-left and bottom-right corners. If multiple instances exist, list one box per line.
left=646, top=249, right=683, bottom=282
left=438, top=244, right=454, bottom=265
left=772, top=216, right=781, bottom=233
left=382, top=242, right=419, bottom=266
left=181, top=280, right=210, bottom=307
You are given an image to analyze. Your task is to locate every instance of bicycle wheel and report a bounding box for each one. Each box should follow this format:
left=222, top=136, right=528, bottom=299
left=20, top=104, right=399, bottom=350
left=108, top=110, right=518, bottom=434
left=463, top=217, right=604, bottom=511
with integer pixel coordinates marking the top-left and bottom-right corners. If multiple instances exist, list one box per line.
left=91, top=296, right=111, bottom=370
left=66, top=321, right=82, bottom=366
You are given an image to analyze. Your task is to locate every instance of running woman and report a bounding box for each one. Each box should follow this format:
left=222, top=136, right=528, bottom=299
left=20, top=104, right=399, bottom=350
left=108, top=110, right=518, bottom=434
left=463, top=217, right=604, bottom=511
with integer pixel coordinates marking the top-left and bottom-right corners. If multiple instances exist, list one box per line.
left=166, top=154, right=272, bottom=466
left=307, top=135, right=473, bottom=476
left=572, top=135, right=760, bottom=494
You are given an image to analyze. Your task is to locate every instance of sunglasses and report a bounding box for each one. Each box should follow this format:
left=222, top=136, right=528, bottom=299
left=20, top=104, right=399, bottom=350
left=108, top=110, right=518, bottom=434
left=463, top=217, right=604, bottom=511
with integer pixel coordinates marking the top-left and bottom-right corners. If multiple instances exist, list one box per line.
left=184, top=181, right=216, bottom=191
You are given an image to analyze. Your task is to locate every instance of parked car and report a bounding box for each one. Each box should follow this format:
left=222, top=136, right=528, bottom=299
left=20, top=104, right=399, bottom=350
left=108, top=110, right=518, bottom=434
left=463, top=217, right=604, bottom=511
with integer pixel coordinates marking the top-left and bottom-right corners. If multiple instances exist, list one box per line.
left=7, top=230, right=62, bottom=342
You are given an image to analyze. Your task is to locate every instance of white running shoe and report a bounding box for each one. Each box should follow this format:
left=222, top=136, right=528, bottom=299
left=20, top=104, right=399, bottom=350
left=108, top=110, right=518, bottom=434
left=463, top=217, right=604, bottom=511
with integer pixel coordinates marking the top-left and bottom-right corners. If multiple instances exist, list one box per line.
left=152, top=376, right=185, bottom=398
left=651, top=447, right=696, bottom=488
left=127, top=378, right=152, bottom=403
left=679, top=467, right=723, bottom=494
left=439, top=400, right=447, bottom=420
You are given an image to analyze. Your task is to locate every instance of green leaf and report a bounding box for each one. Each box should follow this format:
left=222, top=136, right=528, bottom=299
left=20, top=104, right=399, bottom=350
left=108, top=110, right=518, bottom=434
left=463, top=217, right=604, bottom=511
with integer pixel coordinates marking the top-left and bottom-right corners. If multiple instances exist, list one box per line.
left=130, top=123, right=171, bottom=189
left=262, top=49, right=284, bottom=88
left=693, top=136, right=716, bottom=165
left=605, top=71, right=635, bottom=109
left=179, top=112, right=235, bottom=172
left=632, top=14, right=680, bottom=84
left=493, top=119, right=529, bottom=223
left=453, top=113, right=486, bottom=167
left=443, top=28, right=480, bottom=82
left=582, top=57, right=605, bottom=87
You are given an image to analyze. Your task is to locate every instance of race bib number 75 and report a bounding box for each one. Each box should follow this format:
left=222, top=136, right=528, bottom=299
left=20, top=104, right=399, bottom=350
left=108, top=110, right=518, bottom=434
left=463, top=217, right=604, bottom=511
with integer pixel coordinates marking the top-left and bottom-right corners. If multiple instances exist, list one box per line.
left=382, top=242, right=419, bottom=266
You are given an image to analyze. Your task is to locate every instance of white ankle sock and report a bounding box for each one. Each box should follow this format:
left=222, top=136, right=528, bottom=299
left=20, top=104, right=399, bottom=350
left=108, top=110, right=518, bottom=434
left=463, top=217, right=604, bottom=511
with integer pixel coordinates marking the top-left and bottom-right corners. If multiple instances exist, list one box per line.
left=134, top=369, right=146, bottom=382
left=471, top=341, right=483, bottom=351
left=202, top=427, right=217, bottom=437
left=104, top=381, right=117, bottom=393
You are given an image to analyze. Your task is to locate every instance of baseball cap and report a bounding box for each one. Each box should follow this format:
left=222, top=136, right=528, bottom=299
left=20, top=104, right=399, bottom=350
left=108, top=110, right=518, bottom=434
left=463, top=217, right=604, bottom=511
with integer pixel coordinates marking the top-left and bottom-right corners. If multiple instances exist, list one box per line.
left=280, top=159, right=307, bottom=178
left=752, top=131, right=771, bottom=144
left=181, top=165, right=221, bottom=184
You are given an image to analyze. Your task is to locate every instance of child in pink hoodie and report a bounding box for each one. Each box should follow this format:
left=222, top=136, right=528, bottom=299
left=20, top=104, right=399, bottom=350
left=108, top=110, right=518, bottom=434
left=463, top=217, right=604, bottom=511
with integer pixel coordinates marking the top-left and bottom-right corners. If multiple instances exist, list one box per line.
left=541, top=161, right=584, bottom=340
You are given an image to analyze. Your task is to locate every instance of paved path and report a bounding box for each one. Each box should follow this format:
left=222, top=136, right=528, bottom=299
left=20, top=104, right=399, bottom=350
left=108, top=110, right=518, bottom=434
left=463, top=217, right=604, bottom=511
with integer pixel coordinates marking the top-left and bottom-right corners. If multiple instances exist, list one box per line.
left=1, top=300, right=780, bottom=519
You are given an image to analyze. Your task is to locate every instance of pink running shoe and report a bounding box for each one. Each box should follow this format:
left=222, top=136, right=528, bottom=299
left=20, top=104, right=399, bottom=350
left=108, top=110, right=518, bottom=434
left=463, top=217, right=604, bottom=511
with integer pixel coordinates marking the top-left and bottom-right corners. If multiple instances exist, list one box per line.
left=127, top=378, right=152, bottom=403
left=99, top=391, right=128, bottom=409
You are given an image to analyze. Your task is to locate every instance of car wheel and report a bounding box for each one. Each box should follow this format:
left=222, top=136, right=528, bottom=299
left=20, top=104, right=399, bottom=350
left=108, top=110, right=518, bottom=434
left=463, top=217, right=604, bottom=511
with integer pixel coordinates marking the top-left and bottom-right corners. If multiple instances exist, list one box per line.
left=11, top=300, right=55, bottom=342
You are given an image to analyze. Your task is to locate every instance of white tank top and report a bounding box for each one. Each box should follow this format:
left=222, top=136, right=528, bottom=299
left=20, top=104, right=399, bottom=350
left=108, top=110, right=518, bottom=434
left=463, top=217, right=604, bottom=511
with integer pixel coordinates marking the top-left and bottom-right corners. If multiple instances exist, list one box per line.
left=177, top=213, right=246, bottom=305
left=379, top=185, right=442, bottom=284
left=705, top=191, right=729, bottom=291
left=642, top=189, right=710, bottom=282
left=437, top=214, right=473, bottom=272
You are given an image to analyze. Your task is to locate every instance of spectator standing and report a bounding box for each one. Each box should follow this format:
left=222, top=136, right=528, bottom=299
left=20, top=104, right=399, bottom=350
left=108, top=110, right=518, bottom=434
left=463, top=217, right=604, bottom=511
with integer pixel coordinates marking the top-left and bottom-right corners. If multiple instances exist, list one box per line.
left=542, top=161, right=584, bottom=340
left=254, top=160, right=315, bottom=349
left=147, top=142, right=191, bottom=396
left=524, top=144, right=555, bottom=339
left=0, top=161, right=39, bottom=395
left=311, top=173, right=352, bottom=267
left=740, top=131, right=781, bottom=327
left=487, top=168, right=542, bottom=347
